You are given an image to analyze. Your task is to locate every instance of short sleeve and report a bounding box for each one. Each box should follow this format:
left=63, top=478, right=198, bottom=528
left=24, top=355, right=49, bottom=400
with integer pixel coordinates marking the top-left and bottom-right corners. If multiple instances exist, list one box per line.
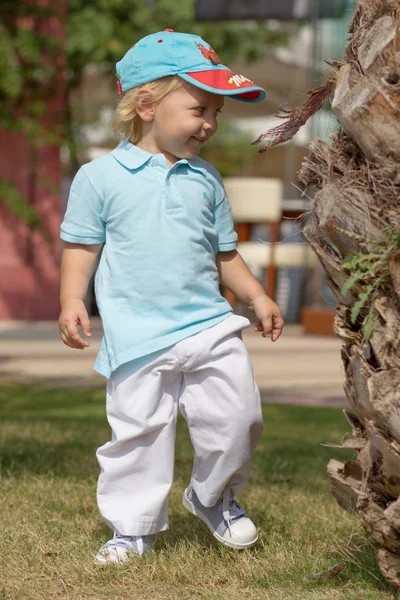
left=60, top=167, right=106, bottom=244
left=213, top=180, right=238, bottom=252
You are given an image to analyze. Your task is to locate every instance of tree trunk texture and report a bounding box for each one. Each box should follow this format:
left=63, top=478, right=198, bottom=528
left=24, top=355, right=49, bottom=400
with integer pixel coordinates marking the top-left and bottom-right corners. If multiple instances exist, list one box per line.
left=298, top=0, right=400, bottom=587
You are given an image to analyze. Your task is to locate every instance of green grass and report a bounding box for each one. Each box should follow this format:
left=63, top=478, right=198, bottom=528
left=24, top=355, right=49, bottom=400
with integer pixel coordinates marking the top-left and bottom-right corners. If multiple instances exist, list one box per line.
left=0, top=383, right=393, bottom=600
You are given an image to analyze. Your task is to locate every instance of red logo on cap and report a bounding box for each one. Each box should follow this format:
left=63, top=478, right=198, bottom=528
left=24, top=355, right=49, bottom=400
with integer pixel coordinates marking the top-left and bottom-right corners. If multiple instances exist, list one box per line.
left=196, top=43, right=221, bottom=66
left=164, top=28, right=174, bottom=32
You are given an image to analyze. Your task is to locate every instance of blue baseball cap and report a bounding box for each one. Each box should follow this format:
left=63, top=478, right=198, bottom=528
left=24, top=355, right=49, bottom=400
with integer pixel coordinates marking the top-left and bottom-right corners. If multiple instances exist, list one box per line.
left=116, top=29, right=266, bottom=103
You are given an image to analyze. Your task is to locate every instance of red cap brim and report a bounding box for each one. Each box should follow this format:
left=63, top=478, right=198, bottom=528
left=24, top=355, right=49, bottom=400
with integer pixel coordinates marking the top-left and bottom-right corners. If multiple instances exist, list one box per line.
left=180, top=69, right=266, bottom=102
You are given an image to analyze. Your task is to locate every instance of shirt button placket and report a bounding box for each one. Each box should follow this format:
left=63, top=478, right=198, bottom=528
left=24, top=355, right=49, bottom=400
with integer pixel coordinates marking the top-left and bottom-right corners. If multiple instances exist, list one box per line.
left=165, top=172, right=184, bottom=211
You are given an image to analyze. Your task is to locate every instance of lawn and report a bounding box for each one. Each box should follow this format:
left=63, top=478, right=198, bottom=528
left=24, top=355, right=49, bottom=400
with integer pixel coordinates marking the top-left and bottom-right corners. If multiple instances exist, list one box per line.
left=0, top=383, right=393, bottom=600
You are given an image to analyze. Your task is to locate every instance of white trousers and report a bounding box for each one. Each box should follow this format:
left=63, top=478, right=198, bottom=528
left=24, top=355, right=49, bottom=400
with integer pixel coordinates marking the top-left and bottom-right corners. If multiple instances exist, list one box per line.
left=96, top=314, right=264, bottom=536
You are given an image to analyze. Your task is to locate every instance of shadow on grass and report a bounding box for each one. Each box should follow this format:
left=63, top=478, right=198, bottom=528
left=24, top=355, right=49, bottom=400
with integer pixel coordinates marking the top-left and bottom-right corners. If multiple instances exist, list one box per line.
left=1, top=383, right=353, bottom=488
left=0, top=382, right=106, bottom=420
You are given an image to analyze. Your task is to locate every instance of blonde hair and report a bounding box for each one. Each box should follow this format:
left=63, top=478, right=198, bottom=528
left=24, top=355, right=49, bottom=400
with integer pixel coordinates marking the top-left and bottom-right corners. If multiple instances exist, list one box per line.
left=113, top=75, right=185, bottom=144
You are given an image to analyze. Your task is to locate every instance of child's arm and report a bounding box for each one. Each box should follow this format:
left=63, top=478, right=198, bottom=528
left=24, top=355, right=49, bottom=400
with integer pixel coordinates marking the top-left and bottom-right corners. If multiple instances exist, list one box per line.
left=59, top=242, right=103, bottom=349
left=216, top=250, right=284, bottom=342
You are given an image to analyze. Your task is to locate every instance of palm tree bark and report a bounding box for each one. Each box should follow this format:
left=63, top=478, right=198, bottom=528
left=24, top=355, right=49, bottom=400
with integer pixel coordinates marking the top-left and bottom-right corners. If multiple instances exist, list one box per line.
left=258, top=0, right=400, bottom=587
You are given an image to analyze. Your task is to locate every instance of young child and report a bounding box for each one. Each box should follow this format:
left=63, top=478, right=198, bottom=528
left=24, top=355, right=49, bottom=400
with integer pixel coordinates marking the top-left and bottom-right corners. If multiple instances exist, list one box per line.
left=59, top=29, right=284, bottom=564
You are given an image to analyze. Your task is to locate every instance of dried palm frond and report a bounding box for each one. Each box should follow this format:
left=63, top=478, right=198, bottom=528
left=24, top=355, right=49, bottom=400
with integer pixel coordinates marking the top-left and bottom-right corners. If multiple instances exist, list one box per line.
left=253, top=75, right=336, bottom=152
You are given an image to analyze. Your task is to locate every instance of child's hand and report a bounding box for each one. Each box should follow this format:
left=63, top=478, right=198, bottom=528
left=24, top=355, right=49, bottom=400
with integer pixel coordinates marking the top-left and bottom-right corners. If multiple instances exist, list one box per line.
left=249, top=294, right=284, bottom=342
left=59, top=299, right=92, bottom=350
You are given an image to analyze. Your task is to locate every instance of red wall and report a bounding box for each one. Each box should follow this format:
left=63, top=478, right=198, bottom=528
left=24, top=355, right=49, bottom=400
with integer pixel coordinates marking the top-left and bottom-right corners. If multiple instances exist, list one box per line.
left=0, top=134, right=63, bottom=319
left=0, top=3, right=66, bottom=320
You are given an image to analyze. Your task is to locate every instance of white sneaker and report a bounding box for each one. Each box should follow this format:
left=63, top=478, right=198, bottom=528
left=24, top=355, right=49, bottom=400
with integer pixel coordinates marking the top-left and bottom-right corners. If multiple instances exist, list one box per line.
left=182, top=486, right=258, bottom=549
left=95, top=533, right=156, bottom=564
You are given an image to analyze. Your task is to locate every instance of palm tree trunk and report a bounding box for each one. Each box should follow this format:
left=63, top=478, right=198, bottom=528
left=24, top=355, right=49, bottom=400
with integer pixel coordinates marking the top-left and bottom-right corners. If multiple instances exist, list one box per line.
left=258, top=0, right=400, bottom=587
left=304, top=1, right=400, bottom=587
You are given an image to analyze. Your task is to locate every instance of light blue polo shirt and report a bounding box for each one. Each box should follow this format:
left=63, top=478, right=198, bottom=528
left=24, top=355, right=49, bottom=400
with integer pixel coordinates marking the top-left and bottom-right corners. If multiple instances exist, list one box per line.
left=60, top=140, right=238, bottom=378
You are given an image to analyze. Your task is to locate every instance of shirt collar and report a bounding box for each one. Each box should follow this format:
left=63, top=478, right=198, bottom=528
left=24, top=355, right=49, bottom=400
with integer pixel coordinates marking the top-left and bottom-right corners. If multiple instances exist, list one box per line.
left=111, top=140, right=153, bottom=170
left=181, top=157, right=207, bottom=177
left=111, top=140, right=207, bottom=177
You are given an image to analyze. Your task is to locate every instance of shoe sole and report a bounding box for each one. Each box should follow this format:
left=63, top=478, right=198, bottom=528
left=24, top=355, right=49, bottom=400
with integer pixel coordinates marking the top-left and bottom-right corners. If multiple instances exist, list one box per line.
left=94, top=542, right=155, bottom=565
left=94, top=552, right=131, bottom=565
left=182, top=488, right=258, bottom=550
left=94, top=549, right=143, bottom=565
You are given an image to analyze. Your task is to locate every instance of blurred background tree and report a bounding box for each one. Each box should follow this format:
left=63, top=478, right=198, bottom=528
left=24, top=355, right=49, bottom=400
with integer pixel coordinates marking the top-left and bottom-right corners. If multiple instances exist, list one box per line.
left=66, top=0, right=290, bottom=81
left=0, top=1, right=63, bottom=227
left=0, top=0, right=292, bottom=218
left=65, top=0, right=291, bottom=171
